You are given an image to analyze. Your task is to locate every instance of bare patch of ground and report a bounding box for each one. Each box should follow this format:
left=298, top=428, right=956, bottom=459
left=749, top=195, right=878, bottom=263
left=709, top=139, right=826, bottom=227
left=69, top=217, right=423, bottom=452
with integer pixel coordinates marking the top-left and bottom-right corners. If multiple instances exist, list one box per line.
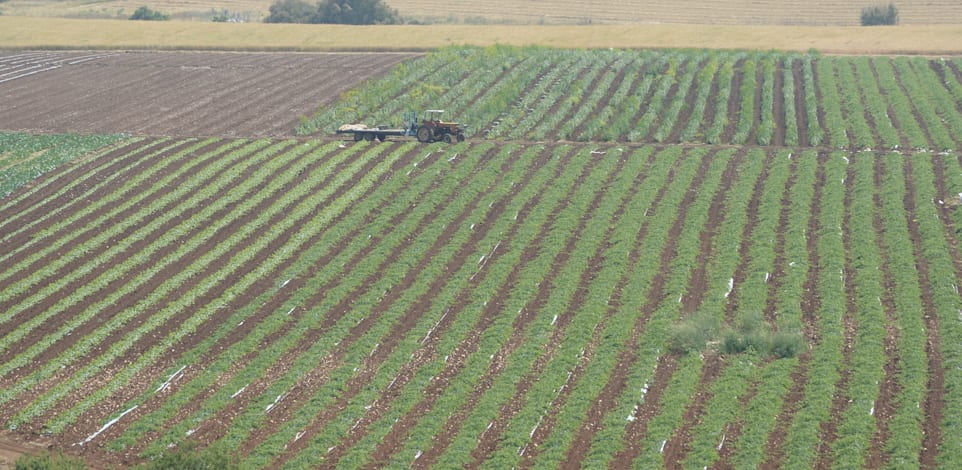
left=0, top=50, right=419, bottom=137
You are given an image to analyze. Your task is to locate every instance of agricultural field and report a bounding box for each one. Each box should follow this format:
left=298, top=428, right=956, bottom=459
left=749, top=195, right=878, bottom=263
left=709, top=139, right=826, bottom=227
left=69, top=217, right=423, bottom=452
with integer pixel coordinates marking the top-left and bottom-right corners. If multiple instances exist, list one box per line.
left=306, top=47, right=962, bottom=152
left=3, top=0, right=962, bottom=25
left=1, top=46, right=962, bottom=469
left=0, top=50, right=418, bottom=137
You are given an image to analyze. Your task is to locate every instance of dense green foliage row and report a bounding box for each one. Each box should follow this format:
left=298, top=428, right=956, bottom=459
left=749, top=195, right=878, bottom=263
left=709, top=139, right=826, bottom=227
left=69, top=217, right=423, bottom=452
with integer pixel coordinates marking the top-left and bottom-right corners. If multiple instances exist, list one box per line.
left=1, top=132, right=960, bottom=468
left=301, top=46, right=962, bottom=152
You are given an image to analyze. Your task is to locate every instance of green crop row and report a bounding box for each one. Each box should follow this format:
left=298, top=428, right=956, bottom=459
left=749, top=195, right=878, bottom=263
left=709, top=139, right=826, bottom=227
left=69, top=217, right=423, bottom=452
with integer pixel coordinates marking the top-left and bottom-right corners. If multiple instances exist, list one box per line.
left=0, top=133, right=126, bottom=199
left=299, top=48, right=962, bottom=151
left=0, top=139, right=265, bottom=363
left=110, top=141, right=431, bottom=452
left=124, top=140, right=442, bottom=456
left=572, top=147, right=703, bottom=467
left=827, top=152, right=887, bottom=468
left=5, top=140, right=337, bottom=423
left=279, top=143, right=567, bottom=469
left=430, top=145, right=632, bottom=468
left=906, top=154, right=962, bottom=468
left=0, top=137, right=180, bottom=258
left=6, top=135, right=962, bottom=468
left=874, top=153, right=929, bottom=466
left=675, top=147, right=770, bottom=469
left=244, top=142, right=531, bottom=468
left=0, top=138, right=235, bottom=295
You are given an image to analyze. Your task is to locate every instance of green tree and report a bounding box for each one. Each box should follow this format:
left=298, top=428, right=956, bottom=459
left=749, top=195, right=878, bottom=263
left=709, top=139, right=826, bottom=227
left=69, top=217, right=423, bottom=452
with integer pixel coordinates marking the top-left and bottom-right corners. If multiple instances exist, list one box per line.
left=265, top=0, right=315, bottom=23
left=265, top=0, right=402, bottom=24
left=315, top=0, right=401, bottom=24
left=861, top=3, right=898, bottom=26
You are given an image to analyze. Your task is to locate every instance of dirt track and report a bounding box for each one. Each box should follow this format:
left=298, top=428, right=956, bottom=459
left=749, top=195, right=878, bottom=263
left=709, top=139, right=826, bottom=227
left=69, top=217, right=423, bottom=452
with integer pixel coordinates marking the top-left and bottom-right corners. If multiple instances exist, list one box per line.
left=0, top=50, right=419, bottom=137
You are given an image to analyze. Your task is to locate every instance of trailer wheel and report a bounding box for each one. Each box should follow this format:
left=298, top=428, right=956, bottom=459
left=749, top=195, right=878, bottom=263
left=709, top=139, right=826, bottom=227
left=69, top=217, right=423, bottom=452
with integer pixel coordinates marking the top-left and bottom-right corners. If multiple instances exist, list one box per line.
left=353, top=132, right=364, bottom=141
left=417, top=127, right=433, bottom=143
left=364, top=133, right=375, bottom=141
left=377, top=133, right=386, bottom=142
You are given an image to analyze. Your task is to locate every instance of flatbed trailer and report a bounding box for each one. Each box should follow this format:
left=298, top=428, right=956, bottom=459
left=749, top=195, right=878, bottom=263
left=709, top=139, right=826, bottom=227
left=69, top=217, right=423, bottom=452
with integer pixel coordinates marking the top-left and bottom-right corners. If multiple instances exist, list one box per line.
left=336, top=124, right=414, bottom=142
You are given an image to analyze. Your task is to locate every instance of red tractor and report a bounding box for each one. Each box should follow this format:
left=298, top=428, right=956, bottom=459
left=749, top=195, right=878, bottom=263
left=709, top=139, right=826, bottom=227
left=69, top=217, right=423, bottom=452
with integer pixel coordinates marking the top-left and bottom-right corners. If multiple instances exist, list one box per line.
left=416, top=110, right=466, bottom=144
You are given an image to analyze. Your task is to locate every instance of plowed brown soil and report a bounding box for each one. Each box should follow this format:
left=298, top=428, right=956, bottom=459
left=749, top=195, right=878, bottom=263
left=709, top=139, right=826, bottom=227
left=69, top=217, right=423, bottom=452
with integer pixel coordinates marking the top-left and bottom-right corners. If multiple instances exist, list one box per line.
left=0, top=51, right=419, bottom=137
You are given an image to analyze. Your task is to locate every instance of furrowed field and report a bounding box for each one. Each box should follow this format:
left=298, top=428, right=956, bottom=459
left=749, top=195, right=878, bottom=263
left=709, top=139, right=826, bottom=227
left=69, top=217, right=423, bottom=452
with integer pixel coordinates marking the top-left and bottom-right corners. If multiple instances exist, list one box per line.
left=2, top=46, right=962, bottom=469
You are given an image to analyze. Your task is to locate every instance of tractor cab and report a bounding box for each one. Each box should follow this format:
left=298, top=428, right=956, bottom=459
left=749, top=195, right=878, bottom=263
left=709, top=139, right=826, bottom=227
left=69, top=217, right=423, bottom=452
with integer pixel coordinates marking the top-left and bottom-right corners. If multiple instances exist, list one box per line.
left=416, top=109, right=466, bottom=143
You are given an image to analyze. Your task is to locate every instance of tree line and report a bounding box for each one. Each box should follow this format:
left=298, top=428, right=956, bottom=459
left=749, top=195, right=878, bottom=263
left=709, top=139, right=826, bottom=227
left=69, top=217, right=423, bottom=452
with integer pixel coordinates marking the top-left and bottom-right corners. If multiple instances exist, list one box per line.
left=266, top=0, right=401, bottom=24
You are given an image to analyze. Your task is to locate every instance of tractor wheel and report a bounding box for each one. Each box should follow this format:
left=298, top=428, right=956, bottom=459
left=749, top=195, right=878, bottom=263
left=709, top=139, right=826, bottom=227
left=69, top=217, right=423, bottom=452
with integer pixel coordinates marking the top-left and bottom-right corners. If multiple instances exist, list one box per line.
left=443, top=133, right=453, bottom=144
left=353, top=132, right=364, bottom=141
left=457, top=132, right=466, bottom=142
left=417, top=127, right=433, bottom=143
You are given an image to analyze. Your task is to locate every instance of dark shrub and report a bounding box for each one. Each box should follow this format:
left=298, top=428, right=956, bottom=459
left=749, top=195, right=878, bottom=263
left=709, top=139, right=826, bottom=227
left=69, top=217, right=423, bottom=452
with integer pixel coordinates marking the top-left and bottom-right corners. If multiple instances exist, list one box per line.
left=861, top=3, right=898, bottom=26
left=130, top=6, right=169, bottom=20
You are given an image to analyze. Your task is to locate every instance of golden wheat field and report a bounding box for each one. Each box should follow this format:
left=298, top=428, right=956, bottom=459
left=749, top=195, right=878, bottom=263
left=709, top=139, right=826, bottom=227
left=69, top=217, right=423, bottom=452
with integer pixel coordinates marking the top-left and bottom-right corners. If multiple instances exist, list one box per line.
left=3, top=17, right=962, bottom=54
